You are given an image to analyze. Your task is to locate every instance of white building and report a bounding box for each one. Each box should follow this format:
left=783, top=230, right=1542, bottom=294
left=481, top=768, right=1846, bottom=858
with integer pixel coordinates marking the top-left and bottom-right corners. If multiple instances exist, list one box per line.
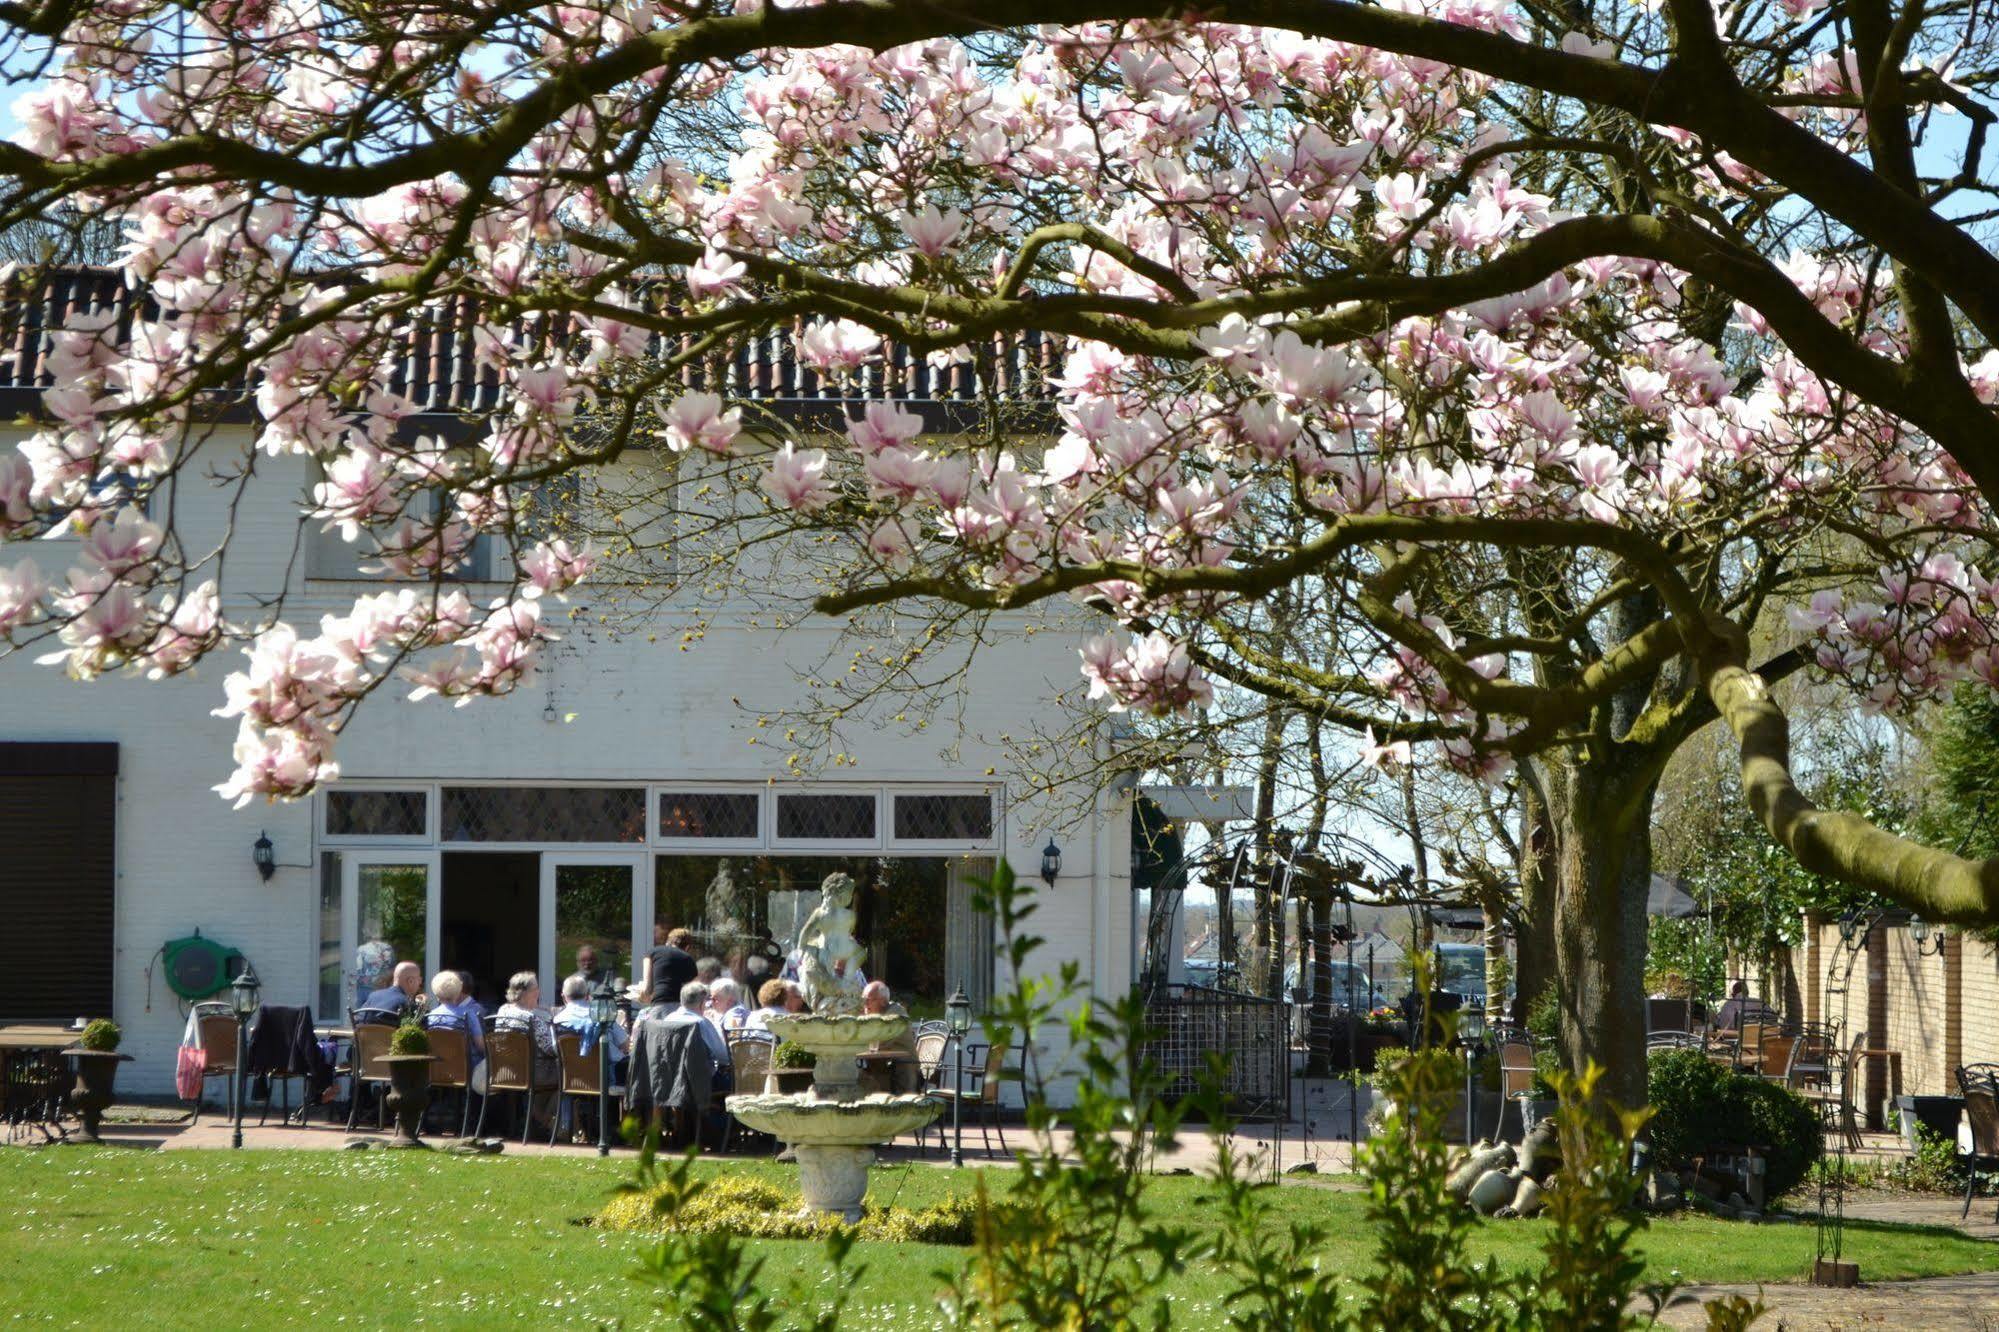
left=0, top=272, right=1135, bottom=1095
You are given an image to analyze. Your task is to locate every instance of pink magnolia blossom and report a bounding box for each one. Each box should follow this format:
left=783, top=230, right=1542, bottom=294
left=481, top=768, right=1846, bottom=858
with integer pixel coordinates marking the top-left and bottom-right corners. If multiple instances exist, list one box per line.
left=797, top=319, right=881, bottom=375
left=898, top=204, right=966, bottom=258
left=761, top=443, right=834, bottom=511
left=655, top=391, right=742, bottom=454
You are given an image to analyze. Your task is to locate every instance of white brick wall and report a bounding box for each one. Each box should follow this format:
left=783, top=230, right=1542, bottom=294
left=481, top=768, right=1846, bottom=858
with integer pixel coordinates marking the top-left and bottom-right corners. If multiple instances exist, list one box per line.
left=0, top=428, right=1130, bottom=1097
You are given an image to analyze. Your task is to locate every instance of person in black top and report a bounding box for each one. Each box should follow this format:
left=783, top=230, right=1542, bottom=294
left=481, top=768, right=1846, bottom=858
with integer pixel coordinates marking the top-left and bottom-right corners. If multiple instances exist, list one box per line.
left=639, top=926, right=697, bottom=1005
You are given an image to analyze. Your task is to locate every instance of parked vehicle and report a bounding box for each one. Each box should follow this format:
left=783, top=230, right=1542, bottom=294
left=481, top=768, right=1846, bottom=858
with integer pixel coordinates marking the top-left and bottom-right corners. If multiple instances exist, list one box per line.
left=1433, top=942, right=1488, bottom=1010
left=1284, top=961, right=1388, bottom=1014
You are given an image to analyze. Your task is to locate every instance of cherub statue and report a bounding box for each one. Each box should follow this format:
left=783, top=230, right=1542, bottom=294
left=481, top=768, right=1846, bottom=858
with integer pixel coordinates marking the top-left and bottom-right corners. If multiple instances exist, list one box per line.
left=794, top=872, right=867, bottom=1015
left=704, top=859, right=745, bottom=938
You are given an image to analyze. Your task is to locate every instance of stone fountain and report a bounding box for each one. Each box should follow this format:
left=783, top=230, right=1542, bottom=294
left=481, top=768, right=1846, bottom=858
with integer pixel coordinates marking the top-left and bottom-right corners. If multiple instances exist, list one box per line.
left=725, top=873, right=942, bottom=1221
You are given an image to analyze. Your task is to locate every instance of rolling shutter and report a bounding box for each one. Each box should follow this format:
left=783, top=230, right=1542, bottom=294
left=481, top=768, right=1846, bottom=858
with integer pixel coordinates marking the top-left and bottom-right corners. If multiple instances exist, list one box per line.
left=0, top=743, right=117, bottom=1020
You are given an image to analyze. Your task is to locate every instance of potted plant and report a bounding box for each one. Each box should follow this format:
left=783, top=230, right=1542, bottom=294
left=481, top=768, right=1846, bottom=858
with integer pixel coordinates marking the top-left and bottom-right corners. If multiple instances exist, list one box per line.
left=769, top=1040, right=817, bottom=1094
left=380, top=1018, right=437, bottom=1148
left=66, top=1019, right=130, bottom=1143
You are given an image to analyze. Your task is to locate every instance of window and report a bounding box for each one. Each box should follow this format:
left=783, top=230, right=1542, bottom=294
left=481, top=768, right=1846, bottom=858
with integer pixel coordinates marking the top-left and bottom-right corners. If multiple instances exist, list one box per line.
left=652, top=854, right=994, bottom=1014
left=773, top=792, right=878, bottom=845
left=304, top=472, right=495, bottom=581
left=324, top=788, right=428, bottom=838
left=439, top=785, right=645, bottom=842
left=317, top=851, right=342, bottom=1018
left=658, top=790, right=760, bottom=841
left=0, top=743, right=116, bottom=1020
left=892, top=791, right=995, bottom=844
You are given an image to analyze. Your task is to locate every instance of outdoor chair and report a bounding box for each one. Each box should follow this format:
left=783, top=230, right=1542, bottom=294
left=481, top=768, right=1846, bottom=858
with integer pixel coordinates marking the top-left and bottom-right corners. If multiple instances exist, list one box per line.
left=1957, top=1064, right=1999, bottom=1220
left=1800, top=1029, right=1867, bottom=1151
left=426, top=1026, right=474, bottom=1138
left=909, top=1031, right=950, bottom=1153
left=188, top=1005, right=238, bottom=1126
left=932, top=1037, right=1011, bottom=1157
left=478, top=1028, right=557, bottom=1144
left=1759, top=1034, right=1803, bottom=1087
left=1646, top=1031, right=1701, bottom=1052
left=1792, top=1022, right=1841, bottom=1092
left=552, top=1032, right=623, bottom=1148
left=1736, top=1019, right=1775, bottom=1072
left=344, top=1016, right=397, bottom=1132
left=723, top=1037, right=773, bottom=1153
left=1646, top=999, right=1693, bottom=1033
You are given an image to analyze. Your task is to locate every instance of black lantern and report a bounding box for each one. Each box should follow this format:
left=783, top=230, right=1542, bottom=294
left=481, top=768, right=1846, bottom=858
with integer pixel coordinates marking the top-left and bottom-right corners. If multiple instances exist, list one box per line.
left=591, top=975, right=619, bottom=1156
left=1837, top=910, right=1863, bottom=947
left=1040, top=838, right=1062, bottom=886
left=1910, top=916, right=1946, bottom=957
left=945, top=987, right=972, bottom=1168
left=228, top=962, right=260, bottom=1149
left=252, top=832, right=276, bottom=882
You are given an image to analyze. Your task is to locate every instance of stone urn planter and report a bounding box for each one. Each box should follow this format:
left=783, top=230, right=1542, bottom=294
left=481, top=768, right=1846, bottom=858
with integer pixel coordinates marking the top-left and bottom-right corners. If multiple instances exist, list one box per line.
left=767, top=1068, right=816, bottom=1095
left=380, top=1054, right=438, bottom=1148
left=66, top=1050, right=131, bottom=1144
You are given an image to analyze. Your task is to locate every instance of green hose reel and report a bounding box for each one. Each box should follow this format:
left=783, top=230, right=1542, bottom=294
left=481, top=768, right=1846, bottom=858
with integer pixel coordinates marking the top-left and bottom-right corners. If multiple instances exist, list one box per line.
left=160, top=931, right=246, bottom=1002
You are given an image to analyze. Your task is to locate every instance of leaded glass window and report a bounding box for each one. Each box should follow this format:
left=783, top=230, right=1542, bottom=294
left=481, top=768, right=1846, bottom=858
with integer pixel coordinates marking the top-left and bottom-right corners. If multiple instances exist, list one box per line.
left=658, top=791, right=760, bottom=840
left=892, top=792, right=994, bottom=842
left=440, top=786, right=645, bottom=842
left=325, top=788, right=428, bottom=837
left=773, top=792, right=877, bottom=843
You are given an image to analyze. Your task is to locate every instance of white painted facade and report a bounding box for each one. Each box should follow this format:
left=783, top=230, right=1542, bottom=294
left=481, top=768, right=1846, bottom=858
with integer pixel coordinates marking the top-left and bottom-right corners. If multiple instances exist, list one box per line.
left=0, top=425, right=1134, bottom=1096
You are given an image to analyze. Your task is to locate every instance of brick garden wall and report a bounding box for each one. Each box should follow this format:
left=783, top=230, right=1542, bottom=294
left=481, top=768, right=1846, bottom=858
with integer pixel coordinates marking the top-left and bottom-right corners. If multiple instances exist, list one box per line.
left=1793, top=916, right=1999, bottom=1120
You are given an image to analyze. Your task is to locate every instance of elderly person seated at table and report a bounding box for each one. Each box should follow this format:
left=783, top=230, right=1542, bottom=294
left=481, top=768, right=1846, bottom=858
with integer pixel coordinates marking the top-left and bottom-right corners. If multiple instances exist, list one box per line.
left=493, top=971, right=561, bottom=1130
left=742, top=979, right=789, bottom=1035
left=359, top=960, right=424, bottom=1021
left=424, top=970, right=486, bottom=1061
left=860, top=981, right=919, bottom=1093
left=554, top=971, right=630, bottom=1070
left=706, top=977, right=750, bottom=1033
left=1714, top=981, right=1776, bottom=1032
left=661, top=981, right=733, bottom=1091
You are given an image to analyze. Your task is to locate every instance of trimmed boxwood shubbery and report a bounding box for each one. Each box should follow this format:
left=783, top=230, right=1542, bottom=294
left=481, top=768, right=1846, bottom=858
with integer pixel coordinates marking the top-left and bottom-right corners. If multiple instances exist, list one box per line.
left=598, top=1175, right=1002, bottom=1243
left=388, top=1021, right=431, bottom=1056
left=1647, top=1049, right=1822, bottom=1197
left=77, top=1019, right=121, bottom=1052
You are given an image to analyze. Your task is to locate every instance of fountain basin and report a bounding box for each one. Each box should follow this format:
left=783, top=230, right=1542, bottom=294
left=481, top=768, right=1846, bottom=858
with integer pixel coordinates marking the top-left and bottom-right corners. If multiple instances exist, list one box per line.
left=765, top=1013, right=910, bottom=1099
left=727, top=1093, right=942, bottom=1222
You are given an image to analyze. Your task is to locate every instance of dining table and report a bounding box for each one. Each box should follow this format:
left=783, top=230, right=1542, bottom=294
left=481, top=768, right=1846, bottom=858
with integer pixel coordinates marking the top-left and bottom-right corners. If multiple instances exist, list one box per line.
left=0, top=1022, right=82, bottom=1142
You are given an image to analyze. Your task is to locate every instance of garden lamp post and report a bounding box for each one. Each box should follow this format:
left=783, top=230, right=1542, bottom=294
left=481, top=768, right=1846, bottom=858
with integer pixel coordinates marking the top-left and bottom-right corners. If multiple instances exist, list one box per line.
left=945, top=987, right=972, bottom=1168
left=591, top=974, right=618, bottom=1156
left=228, top=962, right=261, bottom=1150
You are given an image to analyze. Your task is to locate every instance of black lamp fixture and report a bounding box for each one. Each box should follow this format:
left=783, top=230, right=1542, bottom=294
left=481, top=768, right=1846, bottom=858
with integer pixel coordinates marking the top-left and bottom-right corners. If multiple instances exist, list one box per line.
left=944, top=987, right=972, bottom=1168
left=252, top=831, right=276, bottom=882
left=1040, top=837, right=1062, bottom=887
left=590, top=975, right=619, bottom=1156
left=1909, top=915, right=1947, bottom=957
left=1836, top=909, right=1864, bottom=948
left=228, top=962, right=261, bottom=1150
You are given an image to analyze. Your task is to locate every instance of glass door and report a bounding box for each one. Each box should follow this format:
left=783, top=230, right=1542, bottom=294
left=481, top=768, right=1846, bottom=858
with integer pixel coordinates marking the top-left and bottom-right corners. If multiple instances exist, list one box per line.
left=334, top=851, right=439, bottom=1018
left=539, top=852, right=647, bottom=995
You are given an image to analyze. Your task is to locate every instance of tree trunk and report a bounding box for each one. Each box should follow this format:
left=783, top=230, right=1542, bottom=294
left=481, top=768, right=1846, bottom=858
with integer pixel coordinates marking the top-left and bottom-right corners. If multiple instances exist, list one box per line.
left=1543, top=756, right=1658, bottom=1112
left=1513, top=783, right=1559, bottom=1026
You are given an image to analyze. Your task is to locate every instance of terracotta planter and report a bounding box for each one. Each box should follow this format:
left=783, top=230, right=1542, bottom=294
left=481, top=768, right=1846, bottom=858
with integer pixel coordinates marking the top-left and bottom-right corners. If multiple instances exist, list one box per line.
left=381, top=1054, right=438, bottom=1149
left=66, top=1050, right=130, bottom=1143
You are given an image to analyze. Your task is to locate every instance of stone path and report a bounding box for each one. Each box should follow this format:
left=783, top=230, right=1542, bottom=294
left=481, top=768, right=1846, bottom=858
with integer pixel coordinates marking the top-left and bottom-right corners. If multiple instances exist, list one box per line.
left=1656, top=1271, right=1999, bottom=1329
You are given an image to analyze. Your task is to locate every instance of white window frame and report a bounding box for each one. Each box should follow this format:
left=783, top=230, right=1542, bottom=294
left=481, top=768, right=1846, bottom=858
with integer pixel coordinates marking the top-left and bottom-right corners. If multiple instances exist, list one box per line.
left=652, top=785, right=766, bottom=850
left=318, top=782, right=436, bottom=846
left=768, top=787, right=884, bottom=851
left=326, top=848, right=442, bottom=1022
left=884, top=785, right=1003, bottom=852
left=538, top=850, right=651, bottom=992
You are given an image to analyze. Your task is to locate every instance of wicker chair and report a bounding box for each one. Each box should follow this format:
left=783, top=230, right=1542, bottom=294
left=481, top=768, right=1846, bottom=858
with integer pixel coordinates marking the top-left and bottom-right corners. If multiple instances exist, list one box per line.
left=344, top=1018, right=397, bottom=1132
left=478, top=1028, right=557, bottom=1143
left=552, top=1032, right=623, bottom=1147
left=190, top=1006, right=239, bottom=1126
left=908, top=1031, right=951, bottom=1153
left=931, top=1037, right=1011, bottom=1156
left=1759, top=1034, right=1804, bottom=1087
left=723, top=1038, right=774, bottom=1152
left=1957, top=1063, right=1999, bottom=1220
left=426, top=1026, right=474, bottom=1138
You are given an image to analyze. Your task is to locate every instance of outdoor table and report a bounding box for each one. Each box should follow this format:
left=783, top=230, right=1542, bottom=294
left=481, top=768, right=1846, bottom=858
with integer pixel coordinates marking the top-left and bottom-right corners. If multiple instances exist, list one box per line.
left=0, top=1023, right=82, bottom=1142
left=859, top=1051, right=920, bottom=1094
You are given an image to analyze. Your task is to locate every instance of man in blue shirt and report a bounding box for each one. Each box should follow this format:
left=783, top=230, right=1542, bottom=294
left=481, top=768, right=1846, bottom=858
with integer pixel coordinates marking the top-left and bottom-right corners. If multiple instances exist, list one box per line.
left=359, top=961, right=423, bottom=1021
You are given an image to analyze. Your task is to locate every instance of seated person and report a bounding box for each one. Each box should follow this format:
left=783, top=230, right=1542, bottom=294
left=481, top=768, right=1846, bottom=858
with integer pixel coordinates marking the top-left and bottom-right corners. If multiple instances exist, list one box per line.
left=659, top=981, right=733, bottom=1092
left=742, top=978, right=790, bottom=1035
left=695, top=956, right=724, bottom=986
left=424, top=970, right=486, bottom=1056
left=1713, top=981, right=1777, bottom=1032
left=359, top=960, right=423, bottom=1021
left=554, top=971, right=630, bottom=1072
left=493, top=971, right=561, bottom=1127
left=706, top=978, right=750, bottom=1033
left=860, top=981, right=919, bottom=1093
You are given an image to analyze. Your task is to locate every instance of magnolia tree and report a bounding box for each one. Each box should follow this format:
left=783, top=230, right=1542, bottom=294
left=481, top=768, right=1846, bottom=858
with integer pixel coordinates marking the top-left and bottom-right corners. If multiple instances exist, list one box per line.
left=5, top=0, right=1999, bottom=1096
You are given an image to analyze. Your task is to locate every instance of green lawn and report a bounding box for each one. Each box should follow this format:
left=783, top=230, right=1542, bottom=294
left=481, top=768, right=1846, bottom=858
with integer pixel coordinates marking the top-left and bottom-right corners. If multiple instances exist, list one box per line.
left=1, top=1148, right=1993, bottom=1329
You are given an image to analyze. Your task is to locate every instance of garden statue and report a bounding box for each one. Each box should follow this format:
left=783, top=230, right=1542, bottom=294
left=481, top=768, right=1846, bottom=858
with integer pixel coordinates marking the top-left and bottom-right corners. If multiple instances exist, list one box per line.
left=794, top=872, right=866, bottom=1016
left=703, top=858, right=747, bottom=938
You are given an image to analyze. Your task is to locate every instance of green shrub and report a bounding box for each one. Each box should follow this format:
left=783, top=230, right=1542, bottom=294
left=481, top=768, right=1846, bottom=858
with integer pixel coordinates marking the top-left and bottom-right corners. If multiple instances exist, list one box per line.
left=1647, top=1049, right=1822, bottom=1196
left=772, top=1040, right=816, bottom=1070
left=1887, top=1125, right=1966, bottom=1192
left=600, top=1172, right=1001, bottom=1243
left=1365, top=1045, right=1412, bottom=1090
left=1526, top=987, right=1560, bottom=1043
left=78, top=1019, right=120, bottom=1052
left=388, top=1021, right=431, bottom=1056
